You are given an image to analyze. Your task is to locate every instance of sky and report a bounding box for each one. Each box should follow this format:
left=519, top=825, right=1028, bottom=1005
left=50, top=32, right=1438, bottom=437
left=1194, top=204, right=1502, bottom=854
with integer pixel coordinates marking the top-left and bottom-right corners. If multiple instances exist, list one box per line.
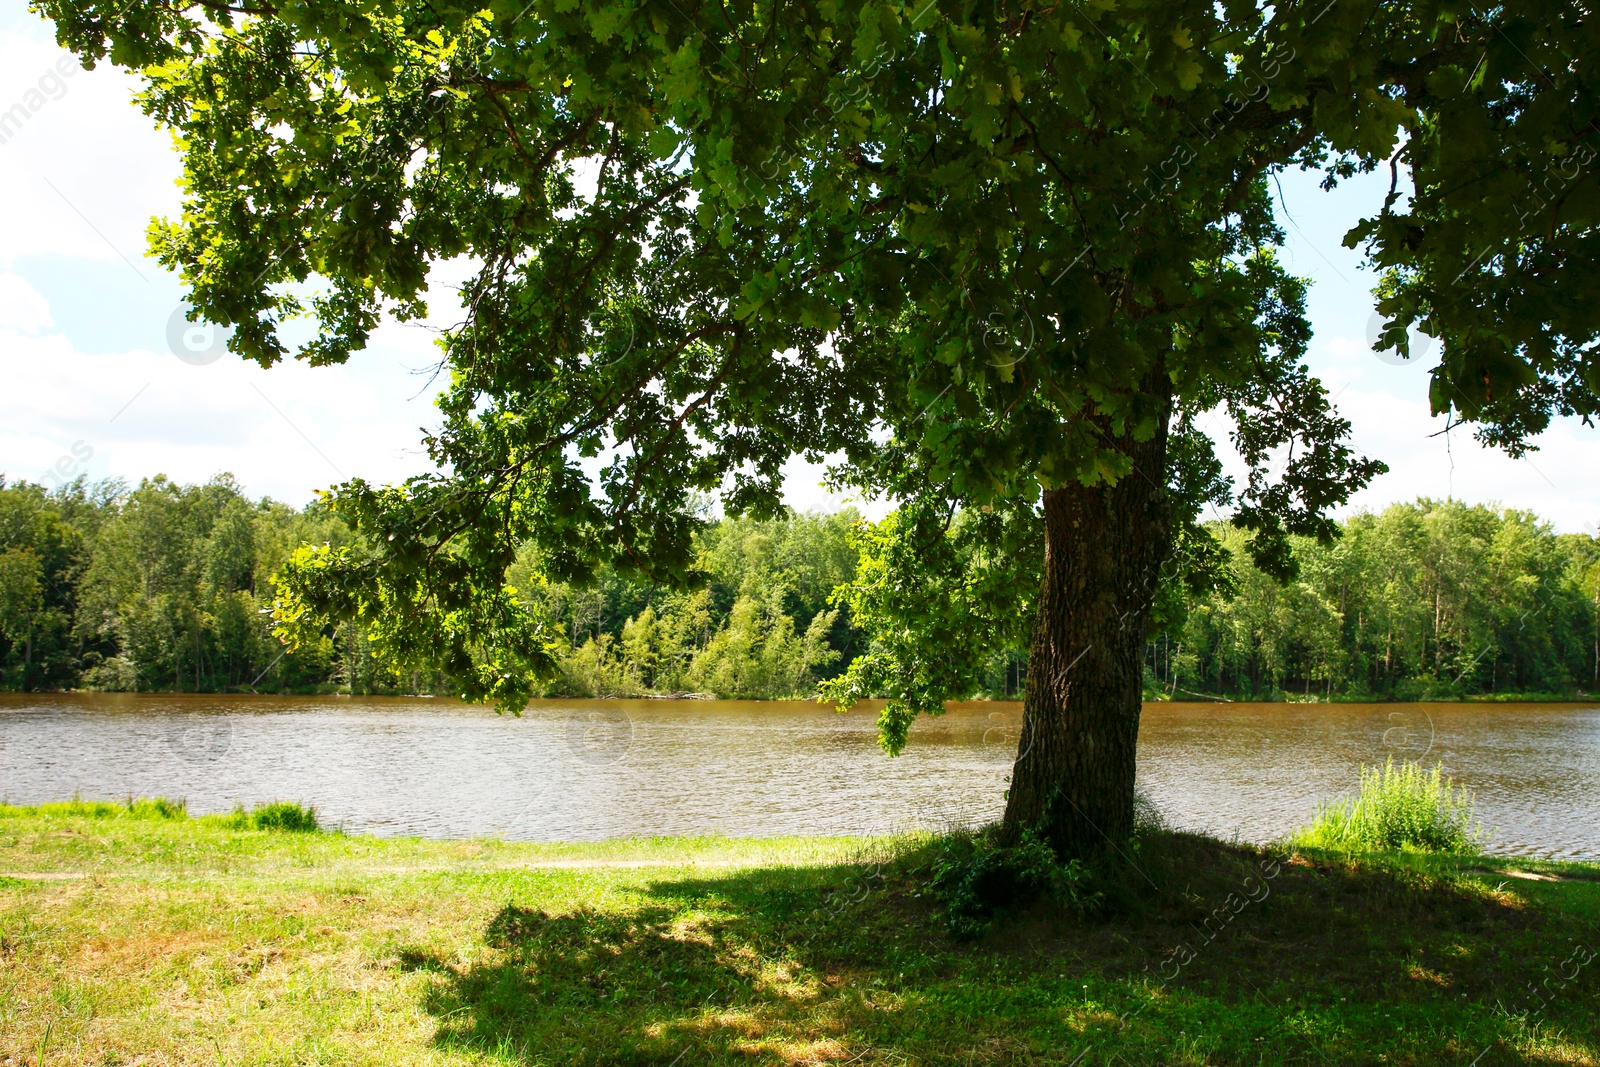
left=2, top=7, right=1598, bottom=531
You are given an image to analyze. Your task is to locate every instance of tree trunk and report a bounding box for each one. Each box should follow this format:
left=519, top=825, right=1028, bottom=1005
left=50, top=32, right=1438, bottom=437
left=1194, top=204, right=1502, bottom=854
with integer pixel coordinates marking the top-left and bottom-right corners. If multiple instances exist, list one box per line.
left=1001, top=401, right=1173, bottom=859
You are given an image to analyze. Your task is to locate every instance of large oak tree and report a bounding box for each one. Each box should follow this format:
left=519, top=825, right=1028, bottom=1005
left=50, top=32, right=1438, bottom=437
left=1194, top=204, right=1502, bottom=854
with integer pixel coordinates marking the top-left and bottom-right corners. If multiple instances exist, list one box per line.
left=38, top=0, right=1600, bottom=855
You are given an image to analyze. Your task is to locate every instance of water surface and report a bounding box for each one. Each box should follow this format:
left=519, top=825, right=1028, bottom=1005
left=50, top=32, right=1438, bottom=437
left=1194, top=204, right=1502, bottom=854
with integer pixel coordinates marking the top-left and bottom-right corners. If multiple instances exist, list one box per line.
left=1, top=694, right=1595, bottom=858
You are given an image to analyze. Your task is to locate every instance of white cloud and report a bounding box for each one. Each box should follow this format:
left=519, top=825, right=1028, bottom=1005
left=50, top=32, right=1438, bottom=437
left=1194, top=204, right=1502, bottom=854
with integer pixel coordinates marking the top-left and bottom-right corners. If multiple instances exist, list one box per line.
left=779, top=454, right=887, bottom=518
left=0, top=271, right=50, bottom=332
left=0, top=321, right=448, bottom=502
left=1262, top=330, right=1600, bottom=531
left=0, top=27, right=181, bottom=268
left=1335, top=381, right=1600, bottom=532
left=0, top=10, right=454, bottom=503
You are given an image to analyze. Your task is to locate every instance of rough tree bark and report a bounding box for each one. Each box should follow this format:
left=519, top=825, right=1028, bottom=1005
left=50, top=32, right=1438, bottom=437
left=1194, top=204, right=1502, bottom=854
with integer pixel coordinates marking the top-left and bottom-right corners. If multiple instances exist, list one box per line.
left=1001, top=390, right=1173, bottom=859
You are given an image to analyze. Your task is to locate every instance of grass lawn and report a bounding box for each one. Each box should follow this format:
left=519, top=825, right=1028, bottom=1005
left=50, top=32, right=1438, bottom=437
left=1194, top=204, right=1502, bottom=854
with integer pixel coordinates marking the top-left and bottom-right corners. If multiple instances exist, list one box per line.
left=0, top=801, right=1597, bottom=1065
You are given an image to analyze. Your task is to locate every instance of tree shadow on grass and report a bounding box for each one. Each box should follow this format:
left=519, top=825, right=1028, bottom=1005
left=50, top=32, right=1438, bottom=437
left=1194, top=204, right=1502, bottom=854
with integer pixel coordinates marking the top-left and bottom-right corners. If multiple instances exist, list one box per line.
left=412, top=866, right=859, bottom=1065
left=409, top=834, right=1600, bottom=1066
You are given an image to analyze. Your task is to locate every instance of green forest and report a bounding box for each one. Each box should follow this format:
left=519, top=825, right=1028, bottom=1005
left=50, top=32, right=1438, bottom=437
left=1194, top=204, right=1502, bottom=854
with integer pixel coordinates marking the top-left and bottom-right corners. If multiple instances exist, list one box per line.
left=2, top=472, right=1597, bottom=703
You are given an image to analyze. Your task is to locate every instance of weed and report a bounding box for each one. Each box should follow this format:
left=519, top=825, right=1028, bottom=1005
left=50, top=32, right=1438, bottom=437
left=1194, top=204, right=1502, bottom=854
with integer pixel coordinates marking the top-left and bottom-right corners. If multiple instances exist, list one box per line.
left=1290, top=758, right=1481, bottom=854
left=229, top=801, right=320, bottom=833
left=926, top=827, right=1102, bottom=937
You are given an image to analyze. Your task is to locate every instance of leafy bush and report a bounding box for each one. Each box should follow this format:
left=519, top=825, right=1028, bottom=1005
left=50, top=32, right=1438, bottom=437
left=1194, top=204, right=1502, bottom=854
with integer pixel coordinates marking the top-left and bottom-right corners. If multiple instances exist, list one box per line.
left=233, top=801, right=320, bottom=833
left=1290, top=759, right=1480, bottom=854
left=80, top=655, right=141, bottom=692
left=687, top=592, right=839, bottom=699
left=928, top=828, right=1101, bottom=938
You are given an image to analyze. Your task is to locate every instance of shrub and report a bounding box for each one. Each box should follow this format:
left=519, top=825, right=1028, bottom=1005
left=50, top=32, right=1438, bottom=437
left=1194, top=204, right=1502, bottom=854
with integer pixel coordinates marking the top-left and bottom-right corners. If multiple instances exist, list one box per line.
left=80, top=655, right=141, bottom=692
left=928, top=828, right=1101, bottom=938
left=687, top=591, right=839, bottom=698
left=1290, top=759, right=1480, bottom=854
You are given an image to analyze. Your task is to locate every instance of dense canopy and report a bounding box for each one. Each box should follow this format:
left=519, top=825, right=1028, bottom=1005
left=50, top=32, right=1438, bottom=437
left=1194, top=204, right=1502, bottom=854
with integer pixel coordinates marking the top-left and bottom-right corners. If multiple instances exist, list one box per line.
left=35, top=0, right=1600, bottom=850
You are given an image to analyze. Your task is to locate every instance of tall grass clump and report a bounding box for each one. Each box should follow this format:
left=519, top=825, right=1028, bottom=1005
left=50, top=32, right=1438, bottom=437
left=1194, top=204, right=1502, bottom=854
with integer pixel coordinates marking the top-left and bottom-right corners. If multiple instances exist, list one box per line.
left=1291, top=759, right=1481, bottom=854
left=229, top=801, right=320, bottom=833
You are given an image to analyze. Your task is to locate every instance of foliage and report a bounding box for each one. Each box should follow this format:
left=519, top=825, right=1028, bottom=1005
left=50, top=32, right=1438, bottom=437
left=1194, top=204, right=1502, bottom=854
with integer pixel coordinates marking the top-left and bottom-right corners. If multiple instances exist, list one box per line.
left=686, top=592, right=840, bottom=698
left=1350, top=11, right=1600, bottom=452
left=0, top=473, right=466, bottom=695
left=518, top=508, right=863, bottom=698
left=0, top=474, right=347, bottom=693
left=927, top=826, right=1100, bottom=938
left=8, top=470, right=1600, bottom=704
left=0, top=477, right=88, bottom=690
left=821, top=500, right=1043, bottom=751
left=1291, top=760, right=1481, bottom=855
left=271, top=479, right=561, bottom=709
left=817, top=497, right=1600, bottom=717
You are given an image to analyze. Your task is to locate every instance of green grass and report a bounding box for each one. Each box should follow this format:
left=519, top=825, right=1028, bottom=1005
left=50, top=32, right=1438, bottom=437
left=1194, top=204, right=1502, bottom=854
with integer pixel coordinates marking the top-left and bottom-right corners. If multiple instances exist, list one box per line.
left=0, top=803, right=1596, bottom=1065
left=1289, top=759, right=1483, bottom=854
left=0, top=795, right=193, bottom=822
left=0, top=795, right=320, bottom=833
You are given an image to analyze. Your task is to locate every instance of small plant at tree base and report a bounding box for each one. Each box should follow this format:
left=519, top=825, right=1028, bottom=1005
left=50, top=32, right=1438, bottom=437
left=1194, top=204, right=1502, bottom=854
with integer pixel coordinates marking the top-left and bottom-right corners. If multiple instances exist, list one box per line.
left=1290, top=759, right=1480, bottom=854
left=928, top=828, right=1102, bottom=938
left=232, top=802, right=320, bottom=833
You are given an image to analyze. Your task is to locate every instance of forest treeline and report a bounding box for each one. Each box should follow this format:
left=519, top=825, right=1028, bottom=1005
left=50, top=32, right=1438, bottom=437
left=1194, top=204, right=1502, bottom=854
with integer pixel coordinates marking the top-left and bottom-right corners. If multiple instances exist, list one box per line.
left=1157, top=505, right=1600, bottom=701
left=2, top=472, right=1597, bottom=701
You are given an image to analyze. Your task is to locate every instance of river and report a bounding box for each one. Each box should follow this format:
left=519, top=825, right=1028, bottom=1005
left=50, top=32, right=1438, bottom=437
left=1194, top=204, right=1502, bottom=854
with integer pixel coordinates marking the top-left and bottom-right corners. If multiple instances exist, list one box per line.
left=1, top=694, right=1596, bottom=858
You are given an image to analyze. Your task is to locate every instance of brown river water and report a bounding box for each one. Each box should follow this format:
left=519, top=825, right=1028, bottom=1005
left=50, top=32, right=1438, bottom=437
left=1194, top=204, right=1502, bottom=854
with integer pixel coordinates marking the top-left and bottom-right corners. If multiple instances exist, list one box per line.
left=0, top=694, right=1595, bottom=858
